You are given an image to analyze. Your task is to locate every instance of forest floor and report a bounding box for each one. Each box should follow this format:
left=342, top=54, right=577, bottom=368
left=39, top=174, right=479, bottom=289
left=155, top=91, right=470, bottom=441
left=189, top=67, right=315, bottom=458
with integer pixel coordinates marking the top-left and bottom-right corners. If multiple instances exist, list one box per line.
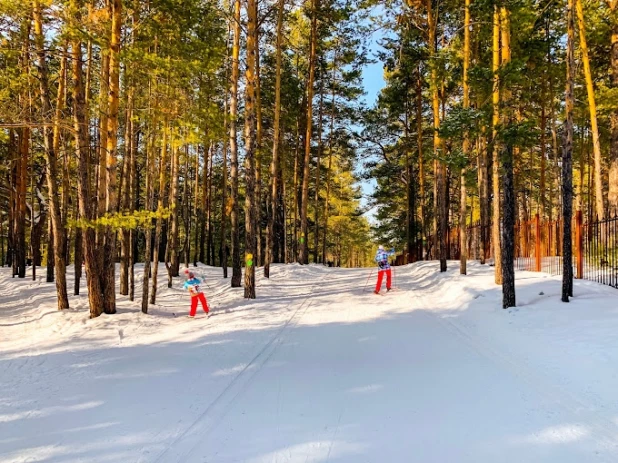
left=1, top=261, right=618, bottom=462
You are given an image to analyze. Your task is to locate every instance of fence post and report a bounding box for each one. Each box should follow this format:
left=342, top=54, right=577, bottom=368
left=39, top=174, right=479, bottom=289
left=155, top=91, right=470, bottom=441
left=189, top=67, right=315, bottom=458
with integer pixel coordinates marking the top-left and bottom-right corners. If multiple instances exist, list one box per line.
left=576, top=210, right=583, bottom=279
left=535, top=214, right=541, bottom=272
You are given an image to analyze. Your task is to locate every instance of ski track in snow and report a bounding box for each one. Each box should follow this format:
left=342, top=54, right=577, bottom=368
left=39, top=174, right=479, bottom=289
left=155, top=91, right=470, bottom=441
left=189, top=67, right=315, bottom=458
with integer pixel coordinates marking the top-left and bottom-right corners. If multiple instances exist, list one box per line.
left=1, top=262, right=618, bottom=462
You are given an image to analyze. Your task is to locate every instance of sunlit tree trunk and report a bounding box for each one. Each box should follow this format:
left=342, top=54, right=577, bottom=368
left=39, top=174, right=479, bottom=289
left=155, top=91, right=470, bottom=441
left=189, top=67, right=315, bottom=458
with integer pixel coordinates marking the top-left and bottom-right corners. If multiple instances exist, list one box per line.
left=102, top=0, right=122, bottom=314
left=300, top=0, right=318, bottom=265
left=575, top=0, right=604, bottom=220
left=229, top=0, right=242, bottom=287
left=266, top=0, right=285, bottom=278
left=70, top=3, right=104, bottom=317
left=427, top=0, right=446, bottom=271
left=610, top=1, right=618, bottom=210
left=313, top=80, right=324, bottom=264
left=244, top=0, right=258, bottom=298
left=500, top=6, right=515, bottom=308
left=492, top=6, right=502, bottom=285
left=150, top=122, right=167, bottom=305
left=33, top=0, right=69, bottom=310
left=563, top=0, right=575, bottom=301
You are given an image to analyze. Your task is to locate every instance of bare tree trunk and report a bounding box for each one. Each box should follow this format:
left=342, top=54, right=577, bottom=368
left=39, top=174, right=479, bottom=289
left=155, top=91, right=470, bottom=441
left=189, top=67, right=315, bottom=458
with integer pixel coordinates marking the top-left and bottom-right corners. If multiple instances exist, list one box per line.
left=206, top=143, right=213, bottom=266
left=500, top=6, right=515, bottom=305
left=460, top=0, right=471, bottom=275
left=608, top=1, right=618, bottom=210
left=575, top=0, right=605, bottom=220
left=33, top=0, right=69, bottom=309
left=293, top=110, right=301, bottom=261
left=492, top=6, right=502, bottom=284
left=47, top=216, right=54, bottom=282
left=540, top=83, right=547, bottom=217
left=255, top=20, right=264, bottom=269
left=70, top=10, right=104, bottom=317
left=313, top=80, right=324, bottom=264
left=55, top=42, right=69, bottom=264
left=563, top=0, right=575, bottom=302
left=299, top=0, right=318, bottom=265
left=244, top=0, right=258, bottom=299
left=150, top=122, right=167, bottom=305
left=74, top=225, right=82, bottom=295
left=427, top=0, right=446, bottom=271
left=120, top=87, right=134, bottom=295
left=230, top=0, right=242, bottom=287
left=168, top=144, right=180, bottom=287
left=266, top=0, right=285, bottom=278
left=97, top=10, right=110, bottom=267
left=101, top=0, right=122, bottom=315
left=417, top=64, right=425, bottom=260
left=221, top=23, right=231, bottom=278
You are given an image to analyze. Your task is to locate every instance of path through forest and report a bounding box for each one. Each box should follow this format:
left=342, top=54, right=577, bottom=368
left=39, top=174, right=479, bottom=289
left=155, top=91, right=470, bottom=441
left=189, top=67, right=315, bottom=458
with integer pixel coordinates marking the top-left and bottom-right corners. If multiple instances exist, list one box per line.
left=1, top=262, right=618, bottom=462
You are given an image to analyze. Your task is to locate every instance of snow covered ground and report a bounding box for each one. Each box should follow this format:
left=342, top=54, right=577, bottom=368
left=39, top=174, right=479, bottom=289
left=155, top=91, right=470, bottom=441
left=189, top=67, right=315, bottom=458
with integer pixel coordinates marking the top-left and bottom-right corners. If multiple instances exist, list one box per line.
left=1, top=261, right=618, bottom=462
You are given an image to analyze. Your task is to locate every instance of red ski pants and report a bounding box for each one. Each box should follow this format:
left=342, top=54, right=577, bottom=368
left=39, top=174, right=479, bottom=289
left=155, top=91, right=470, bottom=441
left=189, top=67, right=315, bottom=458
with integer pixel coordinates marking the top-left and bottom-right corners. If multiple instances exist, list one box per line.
left=190, top=292, right=209, bottom=316
left=375, top=269, right=392, bottom=292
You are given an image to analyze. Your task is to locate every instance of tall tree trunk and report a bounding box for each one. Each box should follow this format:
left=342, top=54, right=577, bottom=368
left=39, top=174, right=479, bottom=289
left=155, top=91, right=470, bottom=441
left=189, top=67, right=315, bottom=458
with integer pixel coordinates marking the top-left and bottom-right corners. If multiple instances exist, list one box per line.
left=97, top=12, right=110, bottom=263
left=322, top=68, right=336, bottom=265
left=141, top=97, right=157, bottom=313
left=460, top=0, right=471, bottom=275
left=168, top=144, right=180, bottom=285
left=293, top=107, right=301, bottom=261
left=208, top=143, right=215, bottom=266
left=199, top=142, right=207, bottom=263
left=102, top=0, right=122, bottom=315
left=255, top=21, right=264, bottom=269
left=313, top=80, right=324, bottom=264
left=120, top=87, right=134, bottom=296
left=299, top=0, right=318, bottom=265
left=47, top=216, right=54, bottom=282
left=33, top=0, right=69, bottom=310
left=266, top=0, right=285, bottom=278
left=575, top=0, right=604, bottom=220
left=540, top=83, right=547, bottom=217
left=193, top=142, right=200, bottom=266
left=230, top=0, right=242, bottom=287
left=417, top=64, right=425, bottom=260
left=563, top=0, right=575, bottom=302
left=244, top=0, right=258, bottom=299
left=74, top=225, right=82, bottom=296
left=547, top=17, right=560, bottom=223
left=492, top=6, right=502, bottom=284
left=70, top=11, right=104, bottom=317
left=427, top=0, right=446, bottom=271
left=142, top=132, right=155, bottom=313
left=150, top=122, right=167, bottom=305
left=15, top=20, right=30, bottom=279
left=499, top=6, right=515, bottom=308
left=608, top=1, right=618, bottom=210
left=221, top=24, right=231, bottom=278
left=55, top=42, right=69, bottom=264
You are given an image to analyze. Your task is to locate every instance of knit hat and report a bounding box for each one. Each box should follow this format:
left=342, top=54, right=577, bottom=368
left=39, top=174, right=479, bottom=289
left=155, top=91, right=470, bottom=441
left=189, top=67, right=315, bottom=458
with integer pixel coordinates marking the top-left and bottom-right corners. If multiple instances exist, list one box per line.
left=184, top=269, right=194, bottom=279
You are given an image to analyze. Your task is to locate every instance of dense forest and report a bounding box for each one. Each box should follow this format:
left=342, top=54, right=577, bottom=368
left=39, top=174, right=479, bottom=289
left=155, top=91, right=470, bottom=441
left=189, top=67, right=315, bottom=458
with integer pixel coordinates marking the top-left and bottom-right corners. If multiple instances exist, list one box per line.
left=1, top=0, right=617, bottom=315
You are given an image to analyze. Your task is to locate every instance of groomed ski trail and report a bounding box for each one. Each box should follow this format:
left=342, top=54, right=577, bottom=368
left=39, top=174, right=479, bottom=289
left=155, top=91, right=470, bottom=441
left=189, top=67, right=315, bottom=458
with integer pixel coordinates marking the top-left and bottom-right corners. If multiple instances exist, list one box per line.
left=2, top=262, right=618, bottom=462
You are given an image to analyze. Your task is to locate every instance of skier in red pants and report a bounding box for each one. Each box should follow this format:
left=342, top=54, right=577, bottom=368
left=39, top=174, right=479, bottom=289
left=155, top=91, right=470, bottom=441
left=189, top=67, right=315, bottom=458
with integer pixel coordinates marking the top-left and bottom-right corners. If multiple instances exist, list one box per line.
left=183, top=269, right=210, bottom=318
left=374, top=245, right=395, bottom=294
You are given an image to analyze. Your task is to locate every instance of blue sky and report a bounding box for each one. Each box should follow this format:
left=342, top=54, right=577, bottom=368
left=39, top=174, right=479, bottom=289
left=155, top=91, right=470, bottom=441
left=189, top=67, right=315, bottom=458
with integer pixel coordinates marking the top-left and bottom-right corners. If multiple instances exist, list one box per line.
left=358, top=32, right=385, bottom=223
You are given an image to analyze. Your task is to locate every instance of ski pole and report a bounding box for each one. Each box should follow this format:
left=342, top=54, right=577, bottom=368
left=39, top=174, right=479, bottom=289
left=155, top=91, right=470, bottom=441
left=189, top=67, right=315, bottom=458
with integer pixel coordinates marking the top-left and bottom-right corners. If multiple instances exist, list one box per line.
left=363, top=268, right=374, bottom=291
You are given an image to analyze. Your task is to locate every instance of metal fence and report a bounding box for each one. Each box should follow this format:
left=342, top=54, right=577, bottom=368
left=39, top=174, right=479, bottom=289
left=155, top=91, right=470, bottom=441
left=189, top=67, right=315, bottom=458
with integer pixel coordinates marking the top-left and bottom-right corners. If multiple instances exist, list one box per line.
left=395, top=211, right=618, bottom=290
